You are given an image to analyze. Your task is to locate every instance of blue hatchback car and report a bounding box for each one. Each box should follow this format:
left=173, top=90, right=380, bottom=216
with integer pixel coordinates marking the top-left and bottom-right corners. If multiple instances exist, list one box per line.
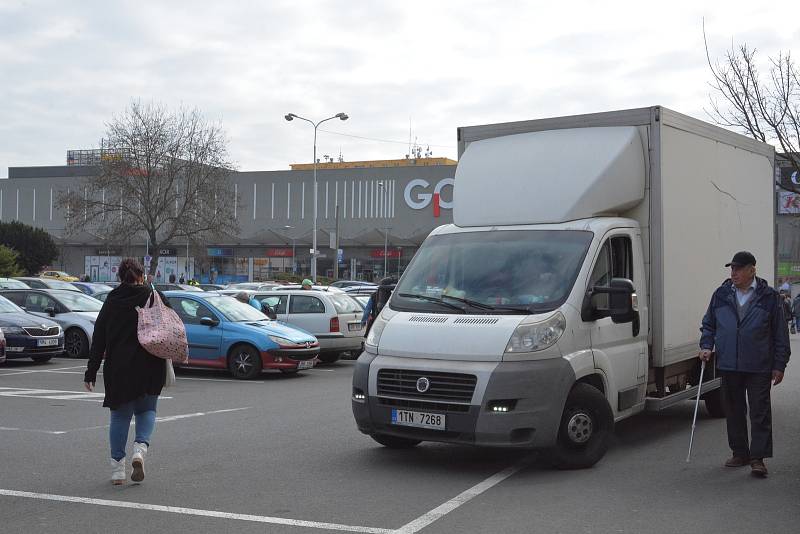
left=163, top=291, right=320, bottom=379
left=0, top=295, right=64, bottom=363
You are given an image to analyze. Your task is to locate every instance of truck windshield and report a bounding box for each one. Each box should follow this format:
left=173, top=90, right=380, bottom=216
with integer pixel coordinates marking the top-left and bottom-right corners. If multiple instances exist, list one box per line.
left=392, top=229, right=593, bottom=315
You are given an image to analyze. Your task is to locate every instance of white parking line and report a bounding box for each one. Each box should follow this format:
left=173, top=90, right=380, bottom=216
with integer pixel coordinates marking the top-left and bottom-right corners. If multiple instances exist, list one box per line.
left=394, top=455, right=534, bottom=534
left=0, top=489, right=393, bottom=534
left=0, top=386, right=104, bottom=401
left=0, top=365, right=87, bottom=377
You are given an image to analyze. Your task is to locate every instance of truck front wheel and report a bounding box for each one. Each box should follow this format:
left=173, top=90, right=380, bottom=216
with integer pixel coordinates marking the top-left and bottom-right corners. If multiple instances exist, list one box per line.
left=547, top=383, right=614, bottom=470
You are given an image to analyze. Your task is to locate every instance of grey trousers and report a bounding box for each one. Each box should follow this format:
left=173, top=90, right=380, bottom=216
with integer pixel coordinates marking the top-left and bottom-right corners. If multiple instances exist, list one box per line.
left=721, top=371, right=773, bottom=459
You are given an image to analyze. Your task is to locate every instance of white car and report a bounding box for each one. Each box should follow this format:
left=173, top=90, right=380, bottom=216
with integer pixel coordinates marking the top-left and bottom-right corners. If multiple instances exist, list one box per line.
left=254, top=289, right=363, bottom=364
left=0, top=289, right=101, bottom=358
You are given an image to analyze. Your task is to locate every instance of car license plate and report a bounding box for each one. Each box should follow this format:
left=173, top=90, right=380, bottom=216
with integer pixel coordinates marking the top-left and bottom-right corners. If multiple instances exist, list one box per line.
left=348, top=322, right=362, bottom=332
left=297, top=360, right=314, bottom=370
left=391, top=409, right=445, bottom=430
left=37, top=338, right=59, bottom=347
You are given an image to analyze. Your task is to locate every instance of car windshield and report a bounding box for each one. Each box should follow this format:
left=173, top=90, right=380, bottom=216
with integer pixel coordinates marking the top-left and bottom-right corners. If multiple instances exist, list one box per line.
left=47, top=280, right=79, bottom=290
left=330, top=294, right=362, bottom=314
left=392, top=229, right=593, bottom=315
left=204, top=296, right=267, bottom=322
left=0, top=296, right=21, bottom=313
left=54, top=292, right=104, bottom=312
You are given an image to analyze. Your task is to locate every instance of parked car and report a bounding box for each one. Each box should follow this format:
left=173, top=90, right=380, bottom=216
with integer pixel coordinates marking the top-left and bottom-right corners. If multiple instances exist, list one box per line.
left=93, top=290, right=111, bottom=302
left=0, top=278, right=29, bottom=289
left=330, top=280, right=377, bottom=289
left=163, top=291, right=320, bottom=379
left=0, top=329, right=5, bottom=364
left=342, top=284, right=378, bottom=294
left=198, top=284, right=226, bottom=291
left=272, top=284, right=345, bottom=293
left=0, top=296, right=64, bottom=363
left=226, top=282, right=280, bottom=292
left=13, top=277, right=83, bottom=292
left=104, top=281, right=121, bottom=288
left=254, top=289, right=363, bottom=363
left=40, top=270, right=79, bottom=282
left=71, top=282, right=114, bottom=295
left=154, top=283, right=204, bottom=292
left=0, top=289, right=101, bottom=358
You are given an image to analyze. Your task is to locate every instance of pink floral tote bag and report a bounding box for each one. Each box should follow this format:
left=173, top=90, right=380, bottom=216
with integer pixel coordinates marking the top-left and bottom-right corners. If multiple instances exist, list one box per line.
left=136, top=287, right=189, bottom=363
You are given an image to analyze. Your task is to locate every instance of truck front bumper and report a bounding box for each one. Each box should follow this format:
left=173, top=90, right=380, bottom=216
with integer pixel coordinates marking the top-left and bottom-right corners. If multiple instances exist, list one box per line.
left=352, top=353, right=575, bottom=449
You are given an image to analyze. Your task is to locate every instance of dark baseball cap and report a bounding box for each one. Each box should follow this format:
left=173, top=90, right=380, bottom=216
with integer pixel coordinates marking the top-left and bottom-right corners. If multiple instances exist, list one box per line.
left=725, top=251, right=756, bottom=267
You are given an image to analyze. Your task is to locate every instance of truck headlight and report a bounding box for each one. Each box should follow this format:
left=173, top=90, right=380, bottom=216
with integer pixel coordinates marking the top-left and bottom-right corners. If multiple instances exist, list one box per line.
left=505, top=311, right=566, bottom=353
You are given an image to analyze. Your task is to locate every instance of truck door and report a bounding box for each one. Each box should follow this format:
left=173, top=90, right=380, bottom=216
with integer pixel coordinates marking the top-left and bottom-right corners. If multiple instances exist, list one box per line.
left=585, top=233, right=648, bottom=414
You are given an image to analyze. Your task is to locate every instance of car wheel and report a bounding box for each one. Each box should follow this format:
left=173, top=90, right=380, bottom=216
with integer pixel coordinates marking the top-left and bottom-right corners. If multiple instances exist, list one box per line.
left=64, top=328, right=89, bottom=359
left=318, top=352, right=341, bottom=364
left=547, top=383, right=614, bottom=470
left=32, top=355, right=52, bottom=363
left=227, top=344, right=262, bottom=380
left=371, top=433, right=421, bottom=449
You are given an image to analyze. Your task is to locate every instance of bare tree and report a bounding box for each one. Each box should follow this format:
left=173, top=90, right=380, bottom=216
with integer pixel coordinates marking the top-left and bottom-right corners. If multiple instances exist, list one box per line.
left=705, top=29, right=800, bottom=192
left=57, top=101, right=241, bottom=275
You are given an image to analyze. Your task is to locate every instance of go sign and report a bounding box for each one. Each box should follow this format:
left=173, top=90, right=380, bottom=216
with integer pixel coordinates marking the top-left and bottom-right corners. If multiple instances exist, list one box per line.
left=403, top=178, right=454, bottom=211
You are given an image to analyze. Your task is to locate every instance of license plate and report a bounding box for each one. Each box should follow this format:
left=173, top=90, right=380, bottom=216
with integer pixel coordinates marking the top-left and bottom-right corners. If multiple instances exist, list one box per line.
left=391, top=409, right=446, bottom=430
left=297, top=360, right=314, bottom=370
left=348, top=323, right=362, bottom=332
left=37, top=338, right=59, bottom=347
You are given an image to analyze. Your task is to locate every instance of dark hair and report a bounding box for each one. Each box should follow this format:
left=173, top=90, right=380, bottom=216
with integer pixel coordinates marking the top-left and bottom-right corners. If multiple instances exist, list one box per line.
left=118, top=258, right=145, bottom=284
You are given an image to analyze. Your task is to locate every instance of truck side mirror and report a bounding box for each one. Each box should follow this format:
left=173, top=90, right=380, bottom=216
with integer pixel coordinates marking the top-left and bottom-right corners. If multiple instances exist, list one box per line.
left=582, top=277, right=637, bottom=325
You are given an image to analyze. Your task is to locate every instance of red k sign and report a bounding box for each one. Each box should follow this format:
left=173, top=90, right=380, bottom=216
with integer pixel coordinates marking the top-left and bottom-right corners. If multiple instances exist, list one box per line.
left=371, top=249, right=402, bottom=259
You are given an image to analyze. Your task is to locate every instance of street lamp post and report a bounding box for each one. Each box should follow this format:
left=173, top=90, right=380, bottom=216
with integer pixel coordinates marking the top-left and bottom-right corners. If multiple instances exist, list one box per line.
left=284, top=225, right=297, bottom=274
left=285, top=111, right=349, bottom=282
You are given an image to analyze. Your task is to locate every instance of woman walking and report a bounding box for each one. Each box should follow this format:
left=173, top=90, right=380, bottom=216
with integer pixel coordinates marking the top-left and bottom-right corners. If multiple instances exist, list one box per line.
left=84, top=258, right=167, bottom=485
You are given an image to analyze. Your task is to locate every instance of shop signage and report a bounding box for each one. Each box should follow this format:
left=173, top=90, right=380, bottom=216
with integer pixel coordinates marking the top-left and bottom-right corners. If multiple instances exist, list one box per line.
left=159, top=248, right=176, bottom=256
left=207, top=247, right=234, bottom=257
left=777, top=261, right=800, bottom=277
left=404, top=178, right=454, bottom=214
left=778, top=166, right=800, bottom=190
left=266, top=248, right=294, bottom=257
left=778, top=191, right=800, bottom=214
left=95, top=249, right=121, bottom=256
left=371, top=249, right=402, bottom=259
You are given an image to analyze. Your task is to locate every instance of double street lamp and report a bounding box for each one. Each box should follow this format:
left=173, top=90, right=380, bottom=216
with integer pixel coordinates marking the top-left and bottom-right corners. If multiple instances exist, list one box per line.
left=285, top=111, right=349, bottom=282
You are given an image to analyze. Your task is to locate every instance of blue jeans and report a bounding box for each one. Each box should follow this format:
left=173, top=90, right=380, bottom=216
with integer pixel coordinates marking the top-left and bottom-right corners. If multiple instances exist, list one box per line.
left=109, top=395, right=158, bottom=461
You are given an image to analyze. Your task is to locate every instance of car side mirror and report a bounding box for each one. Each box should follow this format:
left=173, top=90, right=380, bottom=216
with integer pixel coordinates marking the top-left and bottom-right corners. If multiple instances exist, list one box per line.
left=44, top=306, right=56, bottom=317
left=200, top=316, right=219, bottom=327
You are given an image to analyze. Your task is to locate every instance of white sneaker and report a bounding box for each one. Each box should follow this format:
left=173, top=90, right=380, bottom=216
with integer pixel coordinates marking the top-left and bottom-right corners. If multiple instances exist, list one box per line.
left=110, top=458, right=126, bottom=485
left=131, top=442, right=147, bottom=482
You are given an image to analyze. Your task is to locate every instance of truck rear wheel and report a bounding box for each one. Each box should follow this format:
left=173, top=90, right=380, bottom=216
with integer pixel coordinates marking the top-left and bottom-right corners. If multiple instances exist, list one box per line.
left=371, top=433, right=421, bottom=449
left=547, top=383, right=614, bottom=470
left=703, top=388, right=726, bottom=418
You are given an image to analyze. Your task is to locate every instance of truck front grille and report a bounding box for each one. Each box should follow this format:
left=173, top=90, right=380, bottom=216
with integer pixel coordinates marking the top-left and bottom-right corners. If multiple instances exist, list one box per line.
left=378, top=396, right=471, bottom=413
left=377, top=368, right=476, bottom=403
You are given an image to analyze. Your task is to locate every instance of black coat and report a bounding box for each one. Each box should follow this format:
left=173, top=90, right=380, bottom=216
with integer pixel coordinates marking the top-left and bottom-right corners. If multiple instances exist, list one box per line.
left=84, top=283, right=166, bottom=409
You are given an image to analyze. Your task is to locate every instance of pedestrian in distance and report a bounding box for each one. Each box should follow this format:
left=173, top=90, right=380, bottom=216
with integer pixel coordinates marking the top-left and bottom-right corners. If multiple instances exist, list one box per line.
left=792, top=293, right=800, bottom=334
left=168, top=273, right=176, bottom=284
left=362, top=277, right=396, bottom=336
left=698, top=251, right=790, bottom=478
left=84, top=258, right=170, bottom=485
left=301, top=278, right=313, bottom=290
left=178, top=273, right=185, bottom=284
left=781, top=291, right=794, bottom=334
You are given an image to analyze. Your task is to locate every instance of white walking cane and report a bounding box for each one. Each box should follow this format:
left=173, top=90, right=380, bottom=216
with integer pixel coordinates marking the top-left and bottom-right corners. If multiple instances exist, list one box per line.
left=686, top=359, right=706, bottom=462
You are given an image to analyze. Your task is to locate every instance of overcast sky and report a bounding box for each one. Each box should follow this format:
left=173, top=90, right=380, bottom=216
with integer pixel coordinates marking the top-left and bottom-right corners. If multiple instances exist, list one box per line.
left=1, top=0, right=797, bottom=177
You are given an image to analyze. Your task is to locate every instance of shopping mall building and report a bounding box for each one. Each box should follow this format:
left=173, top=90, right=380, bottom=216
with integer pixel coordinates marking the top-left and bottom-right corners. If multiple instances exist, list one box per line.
left=1, top=155, right=456, bottom=283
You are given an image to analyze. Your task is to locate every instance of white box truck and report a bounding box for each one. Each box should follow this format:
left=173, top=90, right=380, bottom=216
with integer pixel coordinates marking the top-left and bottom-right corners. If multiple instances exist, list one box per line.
left=352, top=106, right=775, bottom=468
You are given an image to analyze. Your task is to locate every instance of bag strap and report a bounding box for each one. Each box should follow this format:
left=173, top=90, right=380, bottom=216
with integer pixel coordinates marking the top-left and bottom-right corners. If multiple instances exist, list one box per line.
left=147, top=284, right=159, bottom=308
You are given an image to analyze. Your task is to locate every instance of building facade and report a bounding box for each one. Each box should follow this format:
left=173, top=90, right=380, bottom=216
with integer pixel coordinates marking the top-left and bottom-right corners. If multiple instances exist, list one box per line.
left=1, top=158, right=457, bottom=283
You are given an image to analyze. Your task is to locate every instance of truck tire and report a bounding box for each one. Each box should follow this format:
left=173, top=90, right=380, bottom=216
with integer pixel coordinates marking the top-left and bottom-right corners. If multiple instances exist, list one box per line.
left=371, top=433, right=421, bottom=449
left=547, top=383, right=614, bottom=470
left=703, top=388, right=726, bottom=418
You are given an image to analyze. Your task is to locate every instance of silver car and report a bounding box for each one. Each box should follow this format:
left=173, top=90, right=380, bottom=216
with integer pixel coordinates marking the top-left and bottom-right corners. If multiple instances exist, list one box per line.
left=0, top=289, right=101, bottom=358
left=254, top=289, right=363, bottom=364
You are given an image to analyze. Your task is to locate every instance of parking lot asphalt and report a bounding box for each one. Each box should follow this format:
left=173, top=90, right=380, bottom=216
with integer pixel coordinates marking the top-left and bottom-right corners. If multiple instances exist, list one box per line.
left=1, top=345, right=799, bottom=534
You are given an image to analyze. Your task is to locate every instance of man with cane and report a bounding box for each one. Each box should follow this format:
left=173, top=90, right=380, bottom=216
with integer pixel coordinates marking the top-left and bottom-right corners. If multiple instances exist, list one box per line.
left=698, top=251, right=790, bottom=477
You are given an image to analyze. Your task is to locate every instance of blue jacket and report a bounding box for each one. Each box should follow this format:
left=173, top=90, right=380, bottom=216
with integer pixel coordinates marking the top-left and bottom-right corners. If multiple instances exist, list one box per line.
left=700, top=277, right=790, bottom=373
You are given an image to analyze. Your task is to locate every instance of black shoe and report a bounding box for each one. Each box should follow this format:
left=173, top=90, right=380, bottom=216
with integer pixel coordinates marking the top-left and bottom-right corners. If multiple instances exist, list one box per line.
left=724, top=455, right=749, bottom=467
left=750, top=459, right=768, bottom=477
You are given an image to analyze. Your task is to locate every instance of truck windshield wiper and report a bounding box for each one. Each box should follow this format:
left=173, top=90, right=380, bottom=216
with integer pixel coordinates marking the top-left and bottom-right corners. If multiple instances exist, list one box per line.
left=396, top=293, right=465, bottom=313
left=439, top=294, right=496, bottom=310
